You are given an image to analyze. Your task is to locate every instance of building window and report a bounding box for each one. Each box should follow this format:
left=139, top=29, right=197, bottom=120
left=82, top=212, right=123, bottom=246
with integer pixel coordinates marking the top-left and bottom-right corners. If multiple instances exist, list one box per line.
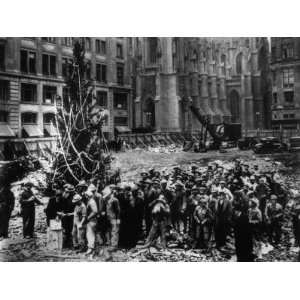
left=62, top=57, right=73, bottom=77
left=116, top=43, right=123, bottom=58
left=21, top=112, right=37, bottom=124
left=61, top=37, right=73, bottom=47
left=96, top=64, right=107, bottom=83
left=284, top=91, right=294, bottom=103
left=42, top=54, right=56, bottom=76
left=236, top=53, right=242, bottom=74
left=43, top=85, right=57, bottom=104
left=0, top=80, right=9, bottom=102
left=0, top=44, right=5, bottom=70
left=0, top=110, right=8, bottom=123
left=96, top=91, right=108, bottom=107
left=43, top=113, right=56, bottom=124
left=114, top=93, right=127, bottom=110
left=96, top=39, right=106, bottom=55
left=282, top=68, right=294, bottom=88
left=41, top=37, right=56, bottom=43
left=21, top=83, right=37, bottom=103
left=114, top=116, right=128, bottom=126
left=20, top=50, right=36, bottom=74
left=116, top=63, right=124, bottom=85
left=283, top=114, right=295, bottom=119
left=63, top=86, right=70, bottom=106
left=273, top=92, right=277, bottom=104
left=85, top=61, right=91, bottom=80
left=282, top=41, right=294, bottom=59
left=85, top=38, right=91, bottom=51
left=148, top=38, right=158, bottom=64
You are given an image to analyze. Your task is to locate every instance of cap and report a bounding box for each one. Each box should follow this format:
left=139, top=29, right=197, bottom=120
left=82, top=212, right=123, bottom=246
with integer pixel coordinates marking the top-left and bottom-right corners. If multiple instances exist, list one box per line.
left=72, top=194, right=82, bottom=203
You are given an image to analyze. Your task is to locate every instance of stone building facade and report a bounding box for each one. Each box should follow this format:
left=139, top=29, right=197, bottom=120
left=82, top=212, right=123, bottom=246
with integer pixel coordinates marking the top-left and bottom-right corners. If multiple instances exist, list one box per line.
left=271, top=37, right=300, bottom=130
left=131, top=37, right=271, bottom=133
left=0, top=37, right=132, bottom=140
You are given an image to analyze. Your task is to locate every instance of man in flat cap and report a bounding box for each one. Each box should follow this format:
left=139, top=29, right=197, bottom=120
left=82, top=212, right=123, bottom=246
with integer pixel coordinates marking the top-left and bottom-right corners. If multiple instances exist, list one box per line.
left=20, top=182, right=42, bottom=239
left=265, top=194, right=283, bottom=245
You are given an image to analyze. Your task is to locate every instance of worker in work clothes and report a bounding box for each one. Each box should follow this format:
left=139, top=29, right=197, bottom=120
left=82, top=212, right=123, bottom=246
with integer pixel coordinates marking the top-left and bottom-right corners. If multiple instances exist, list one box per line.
left=143, top=194, right=170, bottom=249
left=105, top=186, right=120, bottom=250
left=60, top=184, right=76, bottom=248
left=0, top=183, right=15, bottom=239
left=85, top=191, right=98, bottom=255
left=72, top=194, right=87, bottom=252
left=19, top=182, right=42, bottom=238
left=265, top=195, right=283, bottom=245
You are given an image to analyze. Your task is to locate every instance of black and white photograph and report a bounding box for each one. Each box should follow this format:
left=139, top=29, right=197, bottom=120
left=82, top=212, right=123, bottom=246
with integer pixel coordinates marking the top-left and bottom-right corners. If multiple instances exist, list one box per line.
left=1, top=35, right=300, bottom=262
left=3, top=1, right=300, bottom=300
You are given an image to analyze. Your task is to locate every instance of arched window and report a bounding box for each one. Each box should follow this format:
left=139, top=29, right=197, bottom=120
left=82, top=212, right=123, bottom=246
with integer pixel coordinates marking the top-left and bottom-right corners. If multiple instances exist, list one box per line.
left=148, top=38, right=158, bottom=64
left=236, top=52, right=242, bottom=74
left=229, top=90, right=240, bottom=122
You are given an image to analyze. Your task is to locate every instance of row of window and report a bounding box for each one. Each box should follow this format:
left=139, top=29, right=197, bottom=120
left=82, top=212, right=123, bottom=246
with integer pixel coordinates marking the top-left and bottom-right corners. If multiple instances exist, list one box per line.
left=0, top=79, right=128, bottom=109
left=271, top=40, right=294, bottom=61
left=272, top=68, right=295, bottom=88
left=273, top=91, right=294, bottom=104
left=0, top=110, right=128, bottom=127
left=27, top=38, right=121, bottom=57
left=19, top=49, right=125, bottom=84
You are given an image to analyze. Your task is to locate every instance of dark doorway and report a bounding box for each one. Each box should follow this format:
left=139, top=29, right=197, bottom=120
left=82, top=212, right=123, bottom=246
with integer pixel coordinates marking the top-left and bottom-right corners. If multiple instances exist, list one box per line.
left=144, top=98, right=155, bottom=128
left=229, top=90, right=240, bottom=123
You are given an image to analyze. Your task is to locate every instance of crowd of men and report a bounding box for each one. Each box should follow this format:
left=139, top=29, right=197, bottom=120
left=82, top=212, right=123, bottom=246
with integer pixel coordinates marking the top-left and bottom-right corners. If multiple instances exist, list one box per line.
left=1, top=159, right=300, bottom=261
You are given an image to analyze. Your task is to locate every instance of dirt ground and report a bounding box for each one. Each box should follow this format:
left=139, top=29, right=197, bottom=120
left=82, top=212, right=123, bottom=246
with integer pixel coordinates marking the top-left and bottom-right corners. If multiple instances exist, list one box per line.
left=1, top=148, right=300, bottom=262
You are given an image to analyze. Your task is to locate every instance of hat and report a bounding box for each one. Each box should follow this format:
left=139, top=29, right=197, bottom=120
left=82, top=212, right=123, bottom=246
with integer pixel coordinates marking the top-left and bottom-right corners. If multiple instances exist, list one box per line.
left=140, top=171, right=148, bottom=176
left=145, top=179, right=152, bottom=184
left=153, top=179, right=160, bottom=185
left=270, top=194, right=278, bottom=200
left=24, top=181, right=34, bottom=188
left=220, top=180, right=226, bottom=184
left=85, top=190, right=94, bottom=198
left=157, top=194, right=166, bottom=202
left=195, top=177, right=202, bottom=182
left=250, top=176, right=255, bottom=180
left=161, top=179, right=168, bottom=184
left=77, top=180, right=88, bottom=188
left=88, top=184, right=97, bottom=192
left=192, top=185, right=199, bottom=191
left=175, top=180, right=184, bottom=187
left=65, top=184, right=75, bottom=192
left=250, top=198, right=259, bottom=207
left=102, top=186, right=113, bottom=199
left=72, top=194, right=82, bottom=203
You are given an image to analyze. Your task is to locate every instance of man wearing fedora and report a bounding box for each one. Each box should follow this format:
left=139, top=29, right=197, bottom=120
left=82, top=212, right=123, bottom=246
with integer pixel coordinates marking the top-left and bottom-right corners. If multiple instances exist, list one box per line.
left=60, top=184, right=76, bottom=248
left=215, top=191, right=232, bottom=249
left=85, top=191, right=98, bottom=255
left=0, top=180, right=15, bottom=239
left=143, top=194, right=170, bottom=249
left=171, top=180, right=186, bottom=233
left=72, top=194, right=87, bottom=252
left=20, top=181, right=42, bottom=239
left=265, top=194, right=283, bottom=245
left=105, top=186, right=120, bottom=250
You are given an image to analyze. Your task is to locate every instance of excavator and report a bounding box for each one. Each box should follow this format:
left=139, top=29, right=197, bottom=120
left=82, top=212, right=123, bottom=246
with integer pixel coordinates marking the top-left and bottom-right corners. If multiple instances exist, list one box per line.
left=189, top=105, right=241, bottom=151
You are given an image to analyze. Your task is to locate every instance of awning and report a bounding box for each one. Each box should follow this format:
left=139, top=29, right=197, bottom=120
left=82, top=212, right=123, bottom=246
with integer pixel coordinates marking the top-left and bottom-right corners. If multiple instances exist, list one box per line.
left=0, top=124, right=15, bottom=137
left=22, top=125, right=43, bottom=137
left=44, top=124, right=58, bottom=136
left=115, top=126, right=131, bottom=133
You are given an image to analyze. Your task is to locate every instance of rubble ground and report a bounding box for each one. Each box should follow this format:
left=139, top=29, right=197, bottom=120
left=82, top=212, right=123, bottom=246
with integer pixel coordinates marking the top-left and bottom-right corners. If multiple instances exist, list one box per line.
left=1, top=149, right=300, bottom=262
